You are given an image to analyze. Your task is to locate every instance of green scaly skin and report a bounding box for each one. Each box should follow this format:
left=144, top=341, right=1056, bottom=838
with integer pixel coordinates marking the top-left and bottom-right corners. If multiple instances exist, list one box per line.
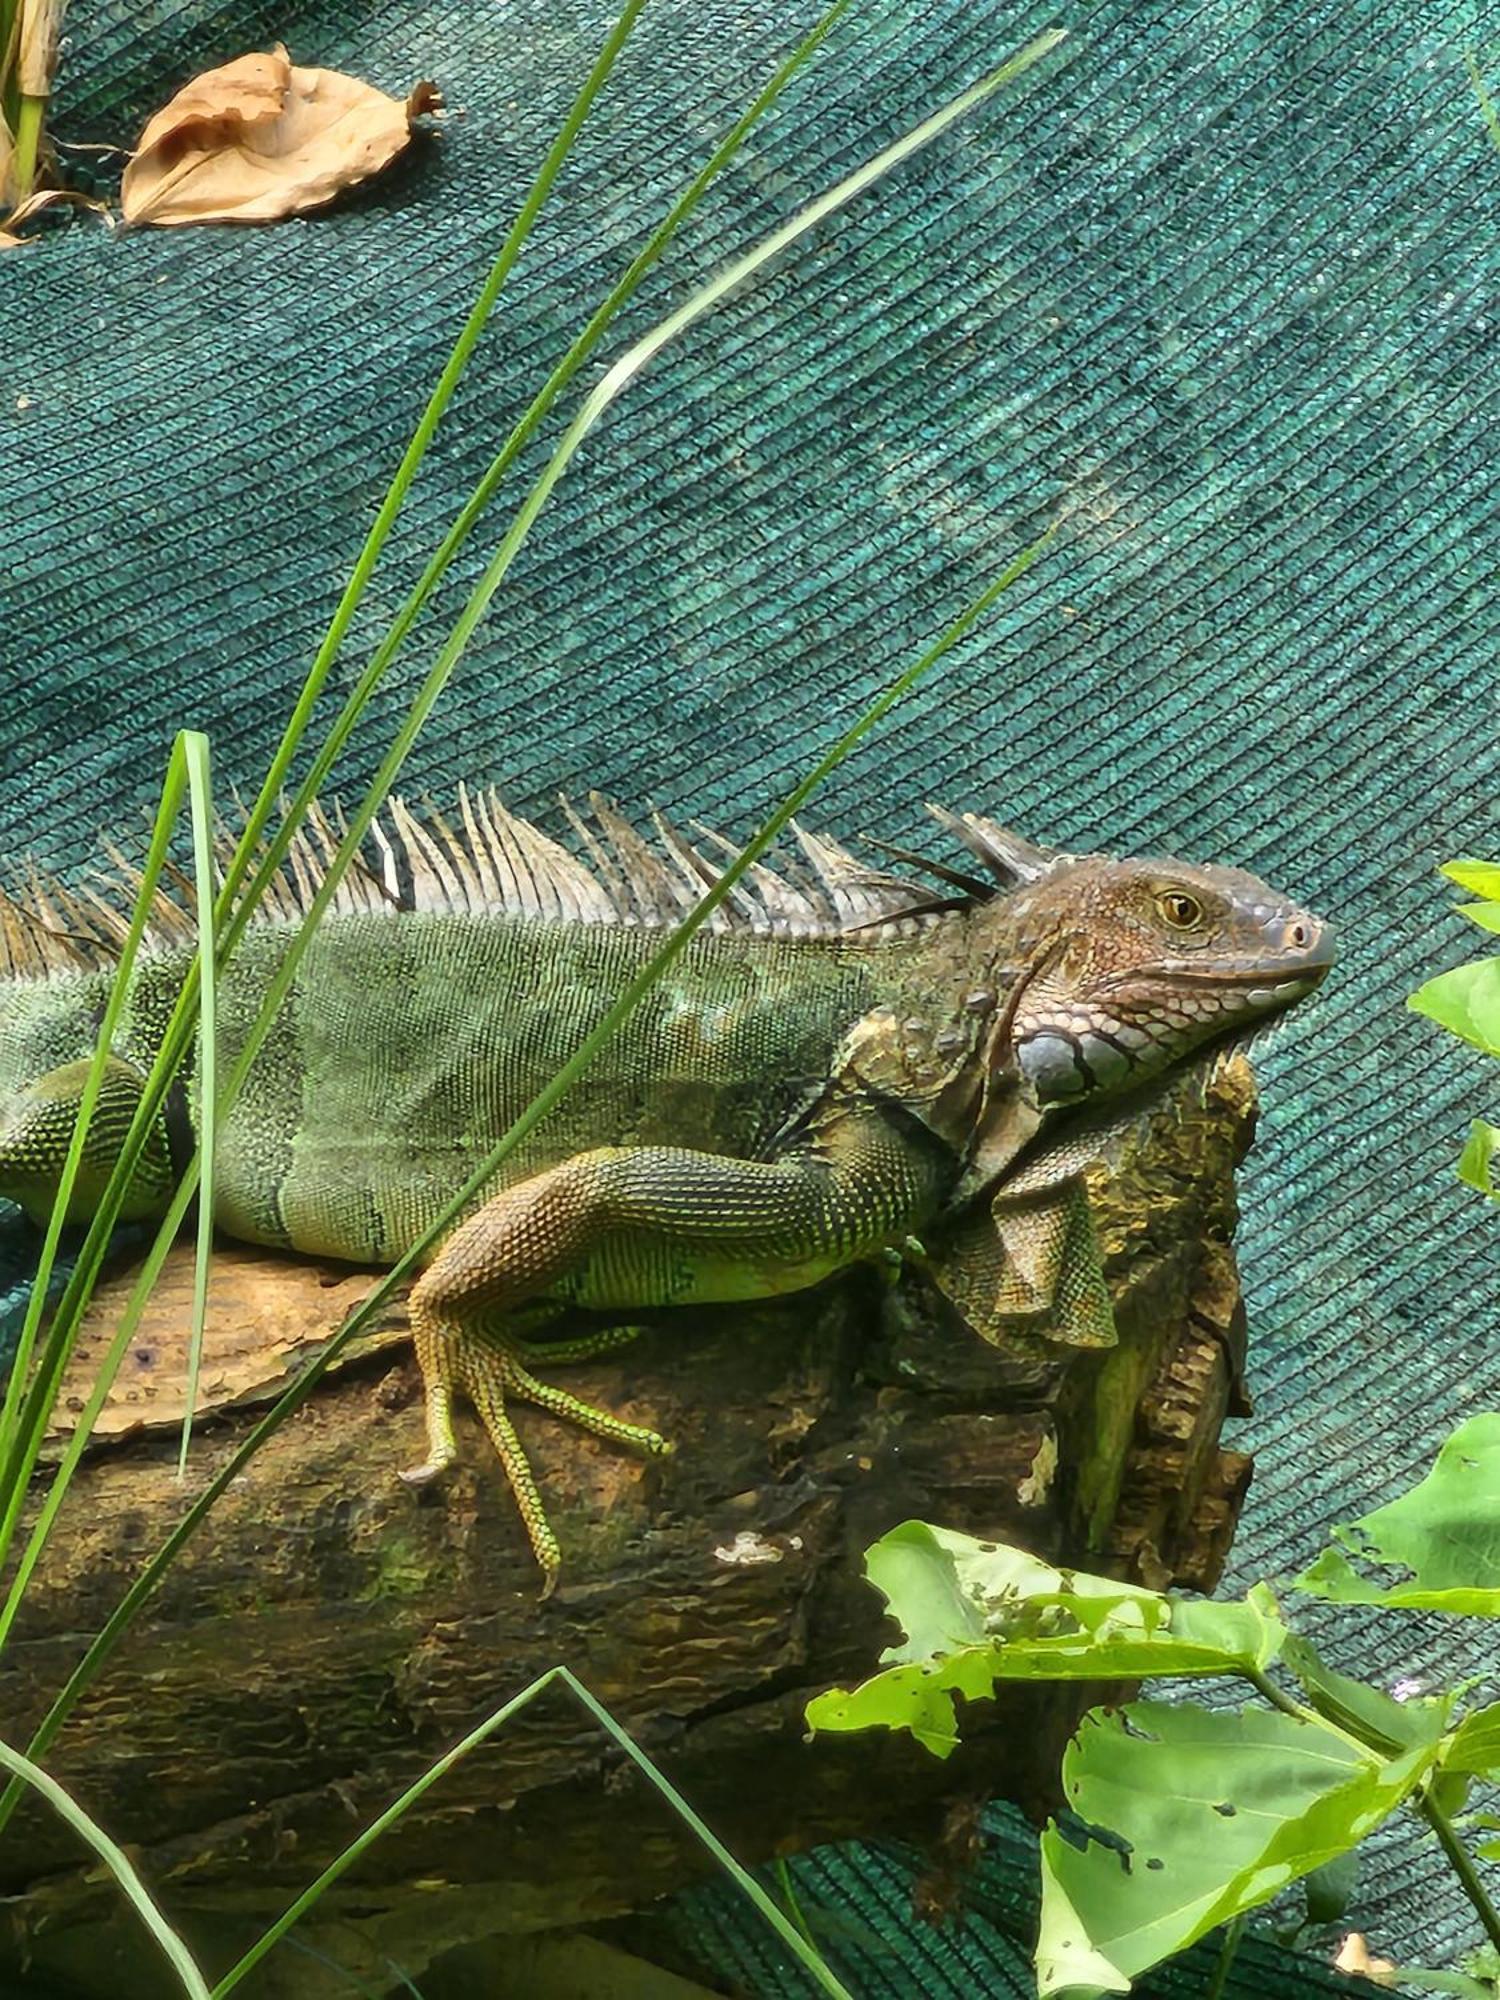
left=0, top=833, right=1333, bottom=1586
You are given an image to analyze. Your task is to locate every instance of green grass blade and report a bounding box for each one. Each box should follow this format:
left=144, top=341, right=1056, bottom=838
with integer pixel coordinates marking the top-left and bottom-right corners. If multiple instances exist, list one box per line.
left=0, top=735, right=191, bottom=1497
left=0, top=1733, right=210, bottom=1998
left=210, top=1669, right=563, bottom=1996
left=215, top=0, right=857, bottom=964
left=558, top=1670, right=853, bottom=2000
left=211, top=1667, right=851, bottom=2000
left=277, top=1934, right=422, bottom=2000
left=580, top=26, right=1066, bottom=420
left=177, top=733, right=218, bottom=1476
left=0, top=533, right=1053, bottom=1825
left=7, top=86, right=40, bottom=199
left=213, top=0, right=654, bottom=920
left=0, top=1174, right=196, bottom=1644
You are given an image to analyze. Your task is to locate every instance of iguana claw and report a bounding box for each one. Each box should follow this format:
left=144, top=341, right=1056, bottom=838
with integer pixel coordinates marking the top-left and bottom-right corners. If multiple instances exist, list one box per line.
left=405, top=1313, right=668, bottom=1584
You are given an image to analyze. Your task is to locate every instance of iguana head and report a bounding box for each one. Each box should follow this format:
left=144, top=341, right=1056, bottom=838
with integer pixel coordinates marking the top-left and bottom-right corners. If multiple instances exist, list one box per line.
left=1000, top=851, right=1334, bottom=1107
left=833, top=813, right=1333, bottom=1209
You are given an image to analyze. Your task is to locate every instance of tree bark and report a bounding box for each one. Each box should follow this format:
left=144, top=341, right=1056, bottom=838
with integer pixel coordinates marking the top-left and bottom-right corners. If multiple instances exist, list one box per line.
left=0, top=1053, right=1259, bottom=1999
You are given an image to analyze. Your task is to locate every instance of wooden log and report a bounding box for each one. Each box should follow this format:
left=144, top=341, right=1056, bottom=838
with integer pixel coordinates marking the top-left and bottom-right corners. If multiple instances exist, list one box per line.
left=0, top=1054, right=1259, bottom=1998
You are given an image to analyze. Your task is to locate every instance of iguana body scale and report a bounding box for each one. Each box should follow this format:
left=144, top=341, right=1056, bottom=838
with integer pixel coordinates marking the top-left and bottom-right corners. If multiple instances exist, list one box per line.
left=0, top=793, right=1333, bottom=1585
left=215, top=913, right=936, bottom=1271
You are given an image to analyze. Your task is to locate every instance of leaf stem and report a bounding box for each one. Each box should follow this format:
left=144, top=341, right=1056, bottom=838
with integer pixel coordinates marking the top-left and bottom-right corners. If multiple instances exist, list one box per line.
left=1244, top=1665, right=1318, bottom=1725
left=1202, top=1914, right=1245, bottom=2000
left=1250, top=1665, right=1500, bottom=1957
left=1419, top=1789, right=1500, bottom=1958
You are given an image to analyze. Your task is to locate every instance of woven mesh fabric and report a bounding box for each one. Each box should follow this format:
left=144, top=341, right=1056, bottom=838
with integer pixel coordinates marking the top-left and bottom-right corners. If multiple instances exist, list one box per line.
left=658, top=1804, right=1369, bottom=1999
left=3, top=0, right=1500, bottom=1983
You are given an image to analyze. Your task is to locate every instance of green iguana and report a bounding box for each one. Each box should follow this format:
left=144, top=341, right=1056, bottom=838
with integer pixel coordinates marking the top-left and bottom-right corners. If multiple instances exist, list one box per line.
left=0, top=792, right=1332, bottom=1586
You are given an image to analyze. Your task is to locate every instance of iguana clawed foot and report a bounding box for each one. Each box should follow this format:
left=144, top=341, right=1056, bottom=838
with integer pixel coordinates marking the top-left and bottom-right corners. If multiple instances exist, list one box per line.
left=401, top=1315, right=671, bottom=1592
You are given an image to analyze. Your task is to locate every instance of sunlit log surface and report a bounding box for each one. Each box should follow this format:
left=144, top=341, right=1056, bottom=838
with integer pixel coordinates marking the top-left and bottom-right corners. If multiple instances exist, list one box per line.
left=0, top=1054, right=1258, bottom=2000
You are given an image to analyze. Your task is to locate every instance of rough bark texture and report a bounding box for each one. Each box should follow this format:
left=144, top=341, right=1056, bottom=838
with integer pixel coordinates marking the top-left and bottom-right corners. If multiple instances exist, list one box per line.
left=0, top=1055, right=1259, bottom=1998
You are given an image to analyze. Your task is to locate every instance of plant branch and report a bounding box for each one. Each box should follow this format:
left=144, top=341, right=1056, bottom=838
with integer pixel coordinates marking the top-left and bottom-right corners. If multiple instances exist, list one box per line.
left=1420, top=1788, right=1500, bottom=1959
left=1243, top=1665, right=1320, bottom=1726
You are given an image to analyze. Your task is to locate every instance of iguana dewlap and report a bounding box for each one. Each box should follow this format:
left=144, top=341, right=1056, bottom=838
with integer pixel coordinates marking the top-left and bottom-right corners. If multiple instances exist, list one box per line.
left=0, top=794, right=1332, bottom=1585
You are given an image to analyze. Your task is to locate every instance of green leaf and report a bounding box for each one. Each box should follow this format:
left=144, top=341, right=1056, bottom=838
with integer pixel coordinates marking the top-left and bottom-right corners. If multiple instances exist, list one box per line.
left=1035, top=1701, right=1439, bottom=2000
left=1443, top=860, right=1500, bottom=899
left=1302, top=1848, right=1360, bottom=1927
left=805, top=1525, right=1287, bottom=1760
left=1284, top=1635, right=1454, bottom=1752
left=1386, top=1972, right=1498, bottom=1998
left=1294, top=1415, right=1500, bottom=1614
left=1430, top=1767, right=1473, bottom=1818
left=1443, top=1702, right=1500, bottom=1782
left=1458, top=1122, right=1500, bottom=1200
left=1458, top=905, right=1500, bottom=935
left=1409, top=961, right=1500, bottom=1057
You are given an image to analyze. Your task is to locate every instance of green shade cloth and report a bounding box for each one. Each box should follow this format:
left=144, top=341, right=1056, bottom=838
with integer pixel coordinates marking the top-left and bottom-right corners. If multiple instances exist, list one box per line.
left=3, top=0, right=1498, bottom=1984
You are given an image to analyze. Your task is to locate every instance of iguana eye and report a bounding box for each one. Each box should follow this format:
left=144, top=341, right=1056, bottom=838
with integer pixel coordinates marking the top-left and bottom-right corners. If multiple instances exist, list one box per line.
left=1157, top=890, right=1202, bottom=929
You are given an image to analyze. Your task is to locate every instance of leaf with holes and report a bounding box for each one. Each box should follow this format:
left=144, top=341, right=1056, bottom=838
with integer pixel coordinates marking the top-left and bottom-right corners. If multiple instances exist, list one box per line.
left=1295, top=1416, right=1500, bottom=1615
left=1283, top=1635, right=1455, bottom=1752
left=804, top=1524, right=1287, bottom=1760
left=1036, top=1702, right=1441, bottom=2000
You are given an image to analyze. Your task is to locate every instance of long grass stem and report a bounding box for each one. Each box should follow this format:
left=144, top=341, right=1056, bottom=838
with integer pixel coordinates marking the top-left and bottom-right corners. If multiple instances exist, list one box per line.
left=0, top=1733, right=209, bottom=1996
left=7, top=86, right=39, bottom=197
left=213, top=1667, right=851, bottom=2000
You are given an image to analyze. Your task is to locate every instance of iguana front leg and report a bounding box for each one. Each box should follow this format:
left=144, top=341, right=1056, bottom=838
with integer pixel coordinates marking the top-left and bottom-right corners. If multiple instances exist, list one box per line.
left=402, top=1117, right=945, bottom=1586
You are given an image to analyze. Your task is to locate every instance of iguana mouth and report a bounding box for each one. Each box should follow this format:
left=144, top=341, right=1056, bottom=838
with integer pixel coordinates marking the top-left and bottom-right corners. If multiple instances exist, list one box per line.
left=1129, top=958, right=1333, bottom=996
left=1099, top=928, right=1336, bottom=1007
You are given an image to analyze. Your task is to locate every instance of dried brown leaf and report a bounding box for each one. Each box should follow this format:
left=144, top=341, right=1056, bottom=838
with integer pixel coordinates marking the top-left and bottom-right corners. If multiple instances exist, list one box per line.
left=19, top=0, right=68, bottom=96
left=121, top=45, right=429, bottom=228
left=1333, top=1934, right=1398, bottom=1987
left=0, top=185, right=112, bottom=244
